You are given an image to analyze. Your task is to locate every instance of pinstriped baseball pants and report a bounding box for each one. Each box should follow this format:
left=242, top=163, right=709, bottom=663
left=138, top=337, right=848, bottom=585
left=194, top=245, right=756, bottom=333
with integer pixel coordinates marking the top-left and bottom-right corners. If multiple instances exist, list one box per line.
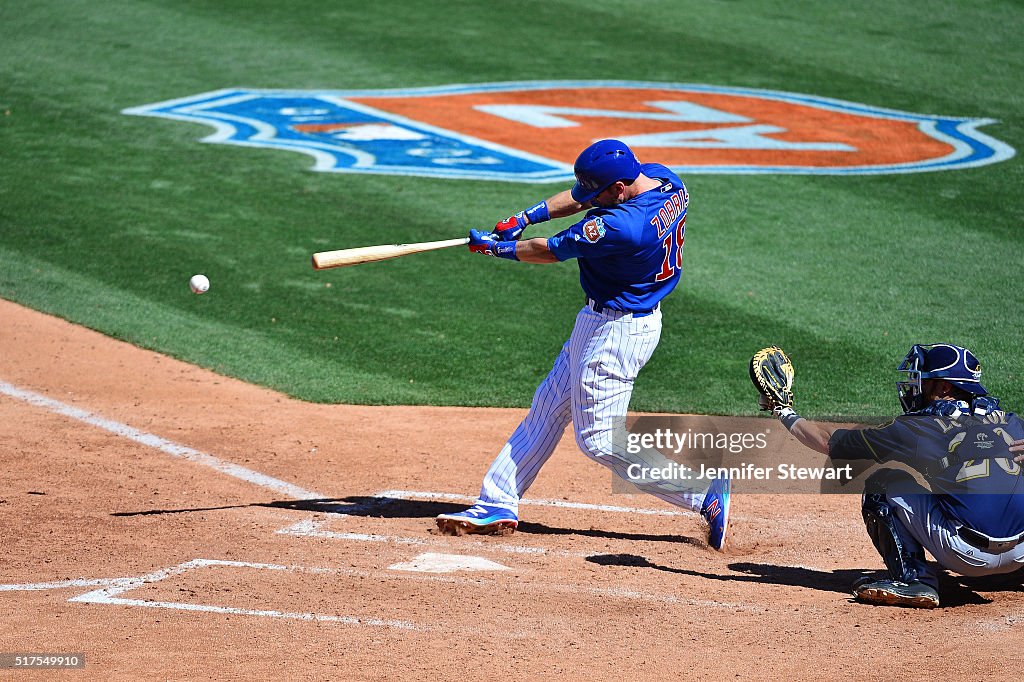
left=476, top=304, right=705, bottom=515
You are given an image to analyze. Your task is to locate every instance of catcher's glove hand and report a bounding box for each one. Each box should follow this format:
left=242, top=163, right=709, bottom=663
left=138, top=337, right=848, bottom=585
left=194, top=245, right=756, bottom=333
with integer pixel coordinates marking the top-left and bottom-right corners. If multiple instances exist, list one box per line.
left=749, top=346, right=794, bottom=411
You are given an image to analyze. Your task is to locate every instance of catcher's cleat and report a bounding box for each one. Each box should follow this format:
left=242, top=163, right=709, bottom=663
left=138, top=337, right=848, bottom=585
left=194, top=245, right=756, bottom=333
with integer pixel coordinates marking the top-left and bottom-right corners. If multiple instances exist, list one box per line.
left=700, top=476, right=731, bottom=551
left=852, top=578, right=940, bottom=609
left=436, top=504, right=518, bottom=536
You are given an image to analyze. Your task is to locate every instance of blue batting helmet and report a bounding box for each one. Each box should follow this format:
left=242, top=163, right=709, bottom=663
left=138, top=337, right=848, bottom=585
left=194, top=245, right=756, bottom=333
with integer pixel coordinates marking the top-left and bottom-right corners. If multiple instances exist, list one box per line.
left=570, top=139, right=642, bottom=203
left=896, top=343, right=987, bottom=413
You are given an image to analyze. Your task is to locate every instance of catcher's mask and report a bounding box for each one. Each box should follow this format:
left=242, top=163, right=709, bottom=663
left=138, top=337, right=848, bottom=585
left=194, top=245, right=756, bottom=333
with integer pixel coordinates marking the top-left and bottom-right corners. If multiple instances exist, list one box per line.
left=896, top=343, right=987, bottom=413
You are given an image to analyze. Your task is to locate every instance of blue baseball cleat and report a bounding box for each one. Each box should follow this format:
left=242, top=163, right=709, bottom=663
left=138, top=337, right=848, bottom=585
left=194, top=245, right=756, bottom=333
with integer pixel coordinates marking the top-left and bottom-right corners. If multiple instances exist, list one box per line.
left=436, top=504, right=519, bottom=536
left=700, top=476, right=731, bottom=551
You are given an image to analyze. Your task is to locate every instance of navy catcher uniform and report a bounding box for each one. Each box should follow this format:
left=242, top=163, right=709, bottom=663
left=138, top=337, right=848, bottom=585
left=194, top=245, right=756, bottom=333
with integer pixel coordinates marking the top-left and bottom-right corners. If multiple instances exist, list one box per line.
left=437, top=139, right=730, bottom=550
left=768, top=343, right=1024, bottom=607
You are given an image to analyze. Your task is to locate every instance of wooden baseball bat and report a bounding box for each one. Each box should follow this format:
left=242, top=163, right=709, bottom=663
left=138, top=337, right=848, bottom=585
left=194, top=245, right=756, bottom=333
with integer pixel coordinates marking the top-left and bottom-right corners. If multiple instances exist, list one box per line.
left=311, top=237, right=470, bottom=270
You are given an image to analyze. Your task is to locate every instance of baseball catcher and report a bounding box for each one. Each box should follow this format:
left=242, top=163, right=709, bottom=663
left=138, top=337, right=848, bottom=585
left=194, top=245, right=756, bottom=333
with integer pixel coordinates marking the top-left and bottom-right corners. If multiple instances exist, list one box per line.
left=751, top=343, right=1024, bottom=608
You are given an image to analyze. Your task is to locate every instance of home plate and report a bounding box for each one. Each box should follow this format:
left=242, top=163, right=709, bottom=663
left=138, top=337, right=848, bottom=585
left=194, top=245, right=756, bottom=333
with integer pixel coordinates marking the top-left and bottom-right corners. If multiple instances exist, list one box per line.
left=388, top=553, right=510, bottom=573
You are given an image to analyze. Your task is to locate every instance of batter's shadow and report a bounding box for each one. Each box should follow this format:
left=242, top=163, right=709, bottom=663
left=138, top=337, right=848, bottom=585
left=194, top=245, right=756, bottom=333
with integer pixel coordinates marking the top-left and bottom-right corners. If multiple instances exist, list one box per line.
left=515, top=521, right=705, bottom=546
left=584, top=554, right=1013, bottom=607
left=330, top=496, right=705, bottom=545
left=112, top=495, right=462, bottom=517
left=111, top=495, right=705, bottom=545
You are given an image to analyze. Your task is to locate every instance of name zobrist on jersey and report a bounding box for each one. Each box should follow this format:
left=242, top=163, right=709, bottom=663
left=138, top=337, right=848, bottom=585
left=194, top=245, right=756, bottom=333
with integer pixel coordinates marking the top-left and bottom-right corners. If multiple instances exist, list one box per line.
left=650, top=185, right=689, bottom=238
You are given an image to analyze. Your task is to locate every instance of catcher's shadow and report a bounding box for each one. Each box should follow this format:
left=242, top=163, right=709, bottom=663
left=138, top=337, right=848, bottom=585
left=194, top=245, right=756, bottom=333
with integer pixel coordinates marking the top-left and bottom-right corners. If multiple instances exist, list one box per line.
left=586, top=554, right=864, bottom=594
left=584, top=555, right=1001, bottom=607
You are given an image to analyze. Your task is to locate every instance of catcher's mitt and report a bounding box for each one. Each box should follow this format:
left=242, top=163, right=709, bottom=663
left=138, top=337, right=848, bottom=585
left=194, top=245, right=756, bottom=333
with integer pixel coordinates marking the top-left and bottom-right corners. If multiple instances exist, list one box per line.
left=749, top=346, right=794, bottom=411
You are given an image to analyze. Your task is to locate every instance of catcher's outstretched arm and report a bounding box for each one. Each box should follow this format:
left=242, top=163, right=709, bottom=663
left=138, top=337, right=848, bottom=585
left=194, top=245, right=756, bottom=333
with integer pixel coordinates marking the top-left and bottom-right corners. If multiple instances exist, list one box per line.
left=749, top=345, right=834, bottom=455
left=785, top=418, right=837, bottom=455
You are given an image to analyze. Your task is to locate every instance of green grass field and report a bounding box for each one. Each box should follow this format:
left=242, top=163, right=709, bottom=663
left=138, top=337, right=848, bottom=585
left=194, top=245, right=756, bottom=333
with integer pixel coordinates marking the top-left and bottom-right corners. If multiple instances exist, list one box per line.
left=1, top=0, right=1021, bottom=417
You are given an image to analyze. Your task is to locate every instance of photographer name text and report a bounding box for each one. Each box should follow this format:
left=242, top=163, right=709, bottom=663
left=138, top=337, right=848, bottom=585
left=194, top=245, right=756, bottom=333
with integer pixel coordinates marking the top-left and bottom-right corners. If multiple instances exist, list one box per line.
left=626, top=462, right=854, bottom=482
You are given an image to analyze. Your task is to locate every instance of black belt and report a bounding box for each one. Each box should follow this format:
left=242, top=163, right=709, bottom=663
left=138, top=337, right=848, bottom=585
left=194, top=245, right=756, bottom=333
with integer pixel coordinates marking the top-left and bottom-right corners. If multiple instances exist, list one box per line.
left=586, top=298, right=657, bottom=317
left=956, top=526, right=1024, bottom=553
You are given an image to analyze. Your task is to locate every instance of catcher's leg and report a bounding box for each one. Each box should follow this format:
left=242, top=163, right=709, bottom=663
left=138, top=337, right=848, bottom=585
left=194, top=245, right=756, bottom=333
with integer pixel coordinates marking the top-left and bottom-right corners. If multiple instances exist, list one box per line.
left=881, top=470, right=1024, bottom=579
left=854, top=469, right=939, bottom=608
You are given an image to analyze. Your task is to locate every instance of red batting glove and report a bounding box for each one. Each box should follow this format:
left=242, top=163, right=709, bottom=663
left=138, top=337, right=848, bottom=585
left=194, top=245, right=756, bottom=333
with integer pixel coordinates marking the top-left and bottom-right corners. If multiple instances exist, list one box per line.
left=493, top=213, right=528, bottom=241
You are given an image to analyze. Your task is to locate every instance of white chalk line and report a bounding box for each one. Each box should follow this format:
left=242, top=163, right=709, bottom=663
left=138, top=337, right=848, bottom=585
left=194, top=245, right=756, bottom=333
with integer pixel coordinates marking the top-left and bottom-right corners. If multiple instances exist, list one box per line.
left=0, top=380, right=322, bottom=500
left=2, top=557, right=765, bottom=619
left=63, top=559, right=417, bottom=630
left=277, top=519, right=585, bottom=558
left=0, top=577, right=134, bottom=592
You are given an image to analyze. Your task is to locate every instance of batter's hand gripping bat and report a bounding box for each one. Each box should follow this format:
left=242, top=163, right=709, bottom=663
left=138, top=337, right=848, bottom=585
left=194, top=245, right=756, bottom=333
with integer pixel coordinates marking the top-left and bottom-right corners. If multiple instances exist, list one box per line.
left=311, top=237, right=470, bottom=270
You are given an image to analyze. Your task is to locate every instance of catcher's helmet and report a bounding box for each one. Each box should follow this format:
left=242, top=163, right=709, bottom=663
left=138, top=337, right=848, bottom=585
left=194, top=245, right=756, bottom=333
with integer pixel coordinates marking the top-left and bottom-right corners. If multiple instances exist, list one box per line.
left=570, top=139, right=642, bottom=203
left=896, top=343, right=987, bottom=413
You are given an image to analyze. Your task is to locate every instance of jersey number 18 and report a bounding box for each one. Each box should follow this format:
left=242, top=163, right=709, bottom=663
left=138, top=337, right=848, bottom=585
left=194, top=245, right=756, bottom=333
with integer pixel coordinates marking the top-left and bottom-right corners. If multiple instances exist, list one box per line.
left=652, top=188, right=689, bottom=283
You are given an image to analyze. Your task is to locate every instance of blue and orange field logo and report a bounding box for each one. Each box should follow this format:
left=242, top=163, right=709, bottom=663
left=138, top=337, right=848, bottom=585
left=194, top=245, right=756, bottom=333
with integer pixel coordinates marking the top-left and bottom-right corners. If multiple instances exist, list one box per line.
left=123, top=81, right=1014, bottom=180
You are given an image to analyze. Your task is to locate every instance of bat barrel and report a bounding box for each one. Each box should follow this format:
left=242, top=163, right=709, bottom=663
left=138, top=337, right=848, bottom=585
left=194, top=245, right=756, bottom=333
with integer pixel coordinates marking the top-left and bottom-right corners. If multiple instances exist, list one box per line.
left=312, top=237, right=470, bottom=270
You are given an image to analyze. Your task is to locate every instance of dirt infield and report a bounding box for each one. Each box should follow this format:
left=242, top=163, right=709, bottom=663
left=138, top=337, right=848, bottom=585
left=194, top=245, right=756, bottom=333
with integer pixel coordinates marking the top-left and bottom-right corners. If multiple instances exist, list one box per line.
left=1, top=298, right=1021, bottom=680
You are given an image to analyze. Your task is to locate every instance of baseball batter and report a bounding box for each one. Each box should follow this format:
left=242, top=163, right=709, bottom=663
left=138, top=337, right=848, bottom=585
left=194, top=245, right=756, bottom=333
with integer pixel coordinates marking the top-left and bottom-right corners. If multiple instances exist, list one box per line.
left=757, top=343, right=1024, bottom=608
left=436, top=139, right=731, bottom=550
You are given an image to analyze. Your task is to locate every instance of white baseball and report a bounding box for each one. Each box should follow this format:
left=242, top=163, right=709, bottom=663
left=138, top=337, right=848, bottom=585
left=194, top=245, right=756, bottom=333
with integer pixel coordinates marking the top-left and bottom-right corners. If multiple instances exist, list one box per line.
left=189, top=274, right=210, bottom=294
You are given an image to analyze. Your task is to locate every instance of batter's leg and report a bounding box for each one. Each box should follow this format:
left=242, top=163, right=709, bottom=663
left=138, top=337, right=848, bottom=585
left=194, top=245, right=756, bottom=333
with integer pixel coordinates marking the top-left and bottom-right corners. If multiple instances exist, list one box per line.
left=569, top=308, right=705, bottom=513
left=436, top=343, right=573, bottom=534
left=473, top=342, right=573, bottom=513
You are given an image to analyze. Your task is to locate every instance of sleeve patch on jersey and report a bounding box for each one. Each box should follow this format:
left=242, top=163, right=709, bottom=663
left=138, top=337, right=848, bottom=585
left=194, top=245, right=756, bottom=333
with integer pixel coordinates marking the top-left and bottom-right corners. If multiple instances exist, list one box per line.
left=582, top=217, right=606, bottom=243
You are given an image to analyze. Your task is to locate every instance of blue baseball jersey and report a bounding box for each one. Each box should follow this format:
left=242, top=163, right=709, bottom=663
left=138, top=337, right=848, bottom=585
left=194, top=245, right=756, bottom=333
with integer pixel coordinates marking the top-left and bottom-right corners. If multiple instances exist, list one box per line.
left=829, top=409, right=1024, bottom=538
left=547, top=163, right=688, bottom=313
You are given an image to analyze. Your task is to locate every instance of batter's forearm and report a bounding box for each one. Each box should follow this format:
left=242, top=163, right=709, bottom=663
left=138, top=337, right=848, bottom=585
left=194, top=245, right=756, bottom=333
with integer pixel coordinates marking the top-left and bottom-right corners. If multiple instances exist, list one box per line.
left=537, top=190, right=588, bottom=220
left=514, top=238, right=559, bottom=264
